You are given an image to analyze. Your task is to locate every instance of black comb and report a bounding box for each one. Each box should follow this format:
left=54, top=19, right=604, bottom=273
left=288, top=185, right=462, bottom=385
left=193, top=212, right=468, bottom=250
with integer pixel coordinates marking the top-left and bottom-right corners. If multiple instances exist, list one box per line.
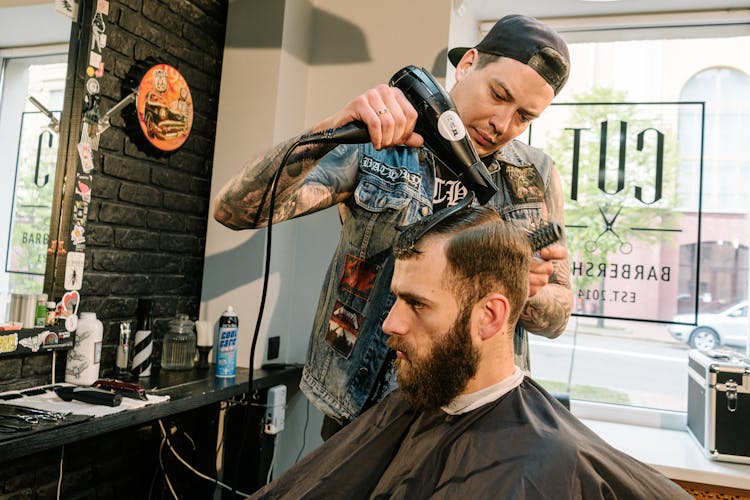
left=528, top=222, right=562, bottom=252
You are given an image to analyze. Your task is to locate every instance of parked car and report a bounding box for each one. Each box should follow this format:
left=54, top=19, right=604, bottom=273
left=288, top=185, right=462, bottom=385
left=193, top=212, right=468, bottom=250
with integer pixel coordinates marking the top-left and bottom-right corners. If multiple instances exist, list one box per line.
left=668, top=301, right=749, bottom=351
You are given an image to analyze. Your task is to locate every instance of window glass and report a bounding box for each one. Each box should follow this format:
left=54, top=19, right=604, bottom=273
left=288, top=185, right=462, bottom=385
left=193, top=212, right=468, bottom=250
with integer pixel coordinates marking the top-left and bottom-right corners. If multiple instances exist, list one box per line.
left=527, top=34, right=750, bottom=413
left=0, top=55, right=66, bottom=322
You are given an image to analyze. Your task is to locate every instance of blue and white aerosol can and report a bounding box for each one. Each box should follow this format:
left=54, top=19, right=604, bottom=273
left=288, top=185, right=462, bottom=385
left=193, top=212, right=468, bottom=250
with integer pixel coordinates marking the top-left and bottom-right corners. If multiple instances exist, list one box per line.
left=216, top=306, right=238, bottom=378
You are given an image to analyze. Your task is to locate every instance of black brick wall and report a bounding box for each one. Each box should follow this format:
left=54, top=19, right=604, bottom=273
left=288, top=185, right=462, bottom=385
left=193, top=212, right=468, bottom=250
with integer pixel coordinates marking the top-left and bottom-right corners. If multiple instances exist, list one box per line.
left=0, top=0, right=228, bottom=497
left=83, top=0, right=225, bottom=370
left=0, top=0, right=227, bottom=391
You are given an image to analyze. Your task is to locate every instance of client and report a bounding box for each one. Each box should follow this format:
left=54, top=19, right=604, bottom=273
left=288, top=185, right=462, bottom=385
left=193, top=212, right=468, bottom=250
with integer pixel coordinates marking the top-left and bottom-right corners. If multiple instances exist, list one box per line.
left=250, top=206, right=690, bottom=499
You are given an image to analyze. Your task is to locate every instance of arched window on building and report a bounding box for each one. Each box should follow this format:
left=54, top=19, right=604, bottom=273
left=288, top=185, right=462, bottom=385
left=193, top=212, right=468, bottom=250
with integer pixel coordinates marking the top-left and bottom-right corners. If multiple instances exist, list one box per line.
left=677, top=67, right=750, bottom=313
left=678, top=67, right=750, bottom=212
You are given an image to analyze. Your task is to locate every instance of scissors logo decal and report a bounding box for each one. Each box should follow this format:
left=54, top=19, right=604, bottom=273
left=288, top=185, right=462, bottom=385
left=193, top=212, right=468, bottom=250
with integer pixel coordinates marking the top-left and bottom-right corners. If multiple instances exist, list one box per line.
left=585, top=205, right=632, bottom=254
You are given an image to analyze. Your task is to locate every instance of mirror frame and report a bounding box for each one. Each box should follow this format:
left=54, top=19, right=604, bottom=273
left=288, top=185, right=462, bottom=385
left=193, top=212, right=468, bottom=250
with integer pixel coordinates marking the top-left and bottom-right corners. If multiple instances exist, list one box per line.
left=44, top=0, right=93, bottom=301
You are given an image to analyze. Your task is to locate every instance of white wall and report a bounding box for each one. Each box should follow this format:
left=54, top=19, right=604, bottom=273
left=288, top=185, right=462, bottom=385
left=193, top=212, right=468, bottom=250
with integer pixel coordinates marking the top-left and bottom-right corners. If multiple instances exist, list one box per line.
left=203, top=0, right=462, bottom=366
left=446, top=0, right=481, bottom=89
left=0, top=3, right=70, bottom=49
left=202, top=0, right=458, bottom=478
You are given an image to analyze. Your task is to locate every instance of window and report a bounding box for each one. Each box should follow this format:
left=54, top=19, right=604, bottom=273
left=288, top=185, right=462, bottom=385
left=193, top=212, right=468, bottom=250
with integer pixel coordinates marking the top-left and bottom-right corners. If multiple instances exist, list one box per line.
left=0, top=52, right=67, bottom=322
left=520, top=14, right=750, bottom=423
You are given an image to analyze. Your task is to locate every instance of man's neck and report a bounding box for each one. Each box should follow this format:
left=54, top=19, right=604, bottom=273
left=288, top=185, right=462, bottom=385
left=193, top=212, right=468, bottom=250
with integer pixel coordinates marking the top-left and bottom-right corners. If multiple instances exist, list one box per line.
left=442, top=366, right=524, bottom=415
left=462, top=346, right=516, bottom=394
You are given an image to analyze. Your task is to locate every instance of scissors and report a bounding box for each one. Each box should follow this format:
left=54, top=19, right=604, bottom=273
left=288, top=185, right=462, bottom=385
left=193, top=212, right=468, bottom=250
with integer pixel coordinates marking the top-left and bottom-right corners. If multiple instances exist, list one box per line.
left=585, top=205, right=632, bottom=254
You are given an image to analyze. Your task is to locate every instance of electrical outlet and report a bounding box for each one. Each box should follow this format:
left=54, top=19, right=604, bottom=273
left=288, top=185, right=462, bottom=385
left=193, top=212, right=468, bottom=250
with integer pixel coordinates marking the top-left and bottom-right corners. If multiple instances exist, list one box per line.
left=264, top=385, right=286, bottom=435
left=267, top=336, right=280, bottom=360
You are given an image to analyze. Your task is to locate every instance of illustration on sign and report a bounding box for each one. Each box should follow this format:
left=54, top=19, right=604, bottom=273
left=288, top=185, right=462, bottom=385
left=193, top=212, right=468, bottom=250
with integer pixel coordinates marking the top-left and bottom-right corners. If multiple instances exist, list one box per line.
left=135, top=63, right=193, bottom=152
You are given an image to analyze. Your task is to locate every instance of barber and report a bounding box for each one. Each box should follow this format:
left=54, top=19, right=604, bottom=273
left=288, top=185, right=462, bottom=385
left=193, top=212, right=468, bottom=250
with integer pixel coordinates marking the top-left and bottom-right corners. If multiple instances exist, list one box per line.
left=214, top=14, right=573, bottom=439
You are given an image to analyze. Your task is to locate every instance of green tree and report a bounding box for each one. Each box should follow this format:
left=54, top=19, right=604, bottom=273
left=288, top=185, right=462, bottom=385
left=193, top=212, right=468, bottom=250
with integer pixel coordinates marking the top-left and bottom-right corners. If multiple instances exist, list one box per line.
left=535, top=86, right=682, bottom=307
left=8, top=112, right=57, bottom=294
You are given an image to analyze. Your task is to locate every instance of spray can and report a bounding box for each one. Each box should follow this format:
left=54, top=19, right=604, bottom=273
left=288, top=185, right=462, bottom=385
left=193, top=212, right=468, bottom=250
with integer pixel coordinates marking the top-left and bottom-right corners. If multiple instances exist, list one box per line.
left=216, top=306, right=238, bottom=378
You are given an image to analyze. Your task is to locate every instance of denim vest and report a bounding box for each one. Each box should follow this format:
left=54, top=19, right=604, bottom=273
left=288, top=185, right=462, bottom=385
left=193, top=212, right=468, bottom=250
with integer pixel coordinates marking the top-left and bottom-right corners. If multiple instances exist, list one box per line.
left=300, top=140, right=554, bottom=423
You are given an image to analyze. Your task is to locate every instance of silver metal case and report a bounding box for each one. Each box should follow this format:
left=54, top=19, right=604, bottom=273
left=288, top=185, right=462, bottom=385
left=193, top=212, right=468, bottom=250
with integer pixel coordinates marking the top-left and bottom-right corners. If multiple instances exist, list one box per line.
left=687, top=349, right=750, bottom=464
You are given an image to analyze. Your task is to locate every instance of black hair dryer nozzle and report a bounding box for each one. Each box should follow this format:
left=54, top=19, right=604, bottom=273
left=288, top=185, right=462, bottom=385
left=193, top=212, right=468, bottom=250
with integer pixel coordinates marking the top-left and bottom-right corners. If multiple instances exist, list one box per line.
left=388, top=66, right=499, bottom=205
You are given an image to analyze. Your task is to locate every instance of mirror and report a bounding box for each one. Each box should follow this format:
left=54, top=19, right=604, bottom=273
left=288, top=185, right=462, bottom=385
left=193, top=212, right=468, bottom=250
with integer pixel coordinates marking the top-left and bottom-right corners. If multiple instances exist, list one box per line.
left=0, top=2, right=74, bottom=322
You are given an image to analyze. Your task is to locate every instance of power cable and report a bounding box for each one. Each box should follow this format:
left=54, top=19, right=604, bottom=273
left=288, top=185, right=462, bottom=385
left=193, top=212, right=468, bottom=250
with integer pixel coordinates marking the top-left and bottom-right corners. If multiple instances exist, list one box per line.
left=157, top=419, right=250, bottom=497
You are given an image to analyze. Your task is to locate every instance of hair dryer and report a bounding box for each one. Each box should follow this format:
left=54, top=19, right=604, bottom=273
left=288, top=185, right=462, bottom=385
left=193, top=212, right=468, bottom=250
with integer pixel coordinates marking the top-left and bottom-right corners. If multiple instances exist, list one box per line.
left=301, top=66, right=499, bottom=205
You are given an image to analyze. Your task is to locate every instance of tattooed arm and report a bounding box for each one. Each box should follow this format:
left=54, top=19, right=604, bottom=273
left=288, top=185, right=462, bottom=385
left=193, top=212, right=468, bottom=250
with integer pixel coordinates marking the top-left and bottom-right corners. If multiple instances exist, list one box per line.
left=214, top=84, right=424, bottom=230
left=213, top=138, right=359, bottom=229
left=519, top=165, right=573, bottom=338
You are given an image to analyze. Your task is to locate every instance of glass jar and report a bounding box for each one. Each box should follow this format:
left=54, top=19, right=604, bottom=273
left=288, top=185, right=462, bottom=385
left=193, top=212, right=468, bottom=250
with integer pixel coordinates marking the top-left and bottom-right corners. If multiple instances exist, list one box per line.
left=161, top=314, right=196, bottom=370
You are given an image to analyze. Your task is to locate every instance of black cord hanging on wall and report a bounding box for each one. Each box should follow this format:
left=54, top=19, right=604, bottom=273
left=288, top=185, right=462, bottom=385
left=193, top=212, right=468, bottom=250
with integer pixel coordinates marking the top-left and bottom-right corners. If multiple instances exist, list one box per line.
left=122, top=58, right=194, bottom=158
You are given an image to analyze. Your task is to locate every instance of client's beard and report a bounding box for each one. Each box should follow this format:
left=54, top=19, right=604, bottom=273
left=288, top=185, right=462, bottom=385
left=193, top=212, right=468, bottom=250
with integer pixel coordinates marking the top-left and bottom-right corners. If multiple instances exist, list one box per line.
left=388, top=309, right=480, bottom=412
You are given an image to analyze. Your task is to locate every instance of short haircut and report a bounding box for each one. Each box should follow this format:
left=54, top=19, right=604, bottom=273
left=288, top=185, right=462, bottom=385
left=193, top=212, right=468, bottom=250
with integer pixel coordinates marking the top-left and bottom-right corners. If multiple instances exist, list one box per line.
left=476, top=51, right=501, bottom=70
left=394, top=206, right=531, bottom=329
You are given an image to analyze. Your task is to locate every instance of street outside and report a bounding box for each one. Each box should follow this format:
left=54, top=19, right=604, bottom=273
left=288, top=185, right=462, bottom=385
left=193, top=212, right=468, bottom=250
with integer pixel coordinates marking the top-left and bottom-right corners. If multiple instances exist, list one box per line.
left=528, top=317, right=747, bottom=412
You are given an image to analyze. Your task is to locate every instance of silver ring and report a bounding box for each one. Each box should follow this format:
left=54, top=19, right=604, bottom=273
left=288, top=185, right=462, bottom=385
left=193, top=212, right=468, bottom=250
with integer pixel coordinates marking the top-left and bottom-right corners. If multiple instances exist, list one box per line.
left=376, top=107, right=388, bottom=115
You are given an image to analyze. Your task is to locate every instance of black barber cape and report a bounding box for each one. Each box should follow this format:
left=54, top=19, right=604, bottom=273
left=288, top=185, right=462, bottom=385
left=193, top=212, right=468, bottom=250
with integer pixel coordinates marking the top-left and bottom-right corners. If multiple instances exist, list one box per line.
left=250, top=378, right=690, bottom=499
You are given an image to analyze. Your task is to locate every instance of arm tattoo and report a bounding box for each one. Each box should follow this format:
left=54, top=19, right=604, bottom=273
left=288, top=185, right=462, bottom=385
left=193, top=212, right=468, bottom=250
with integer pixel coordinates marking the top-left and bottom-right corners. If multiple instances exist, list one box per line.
left=214, top=136, right=357, bottom=229
left=520, top=268, right=573, bottom=337
left=520, top=165, right=573, bottom=337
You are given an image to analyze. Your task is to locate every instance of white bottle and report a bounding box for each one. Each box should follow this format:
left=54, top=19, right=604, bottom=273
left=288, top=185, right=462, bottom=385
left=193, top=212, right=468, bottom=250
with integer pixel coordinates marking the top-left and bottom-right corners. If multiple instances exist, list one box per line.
left=65, top=312, right=103, bottom=385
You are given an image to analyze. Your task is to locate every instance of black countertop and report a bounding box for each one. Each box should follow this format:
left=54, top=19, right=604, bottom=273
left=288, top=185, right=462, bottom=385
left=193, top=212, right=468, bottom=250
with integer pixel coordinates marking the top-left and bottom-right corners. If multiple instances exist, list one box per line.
left=0, top=364, right=302, bottom=463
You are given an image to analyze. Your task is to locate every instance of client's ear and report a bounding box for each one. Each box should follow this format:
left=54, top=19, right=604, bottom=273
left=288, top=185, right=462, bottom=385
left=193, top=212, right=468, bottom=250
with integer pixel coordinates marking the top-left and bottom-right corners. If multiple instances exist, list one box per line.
left=477, top=293, right=510, bottom=341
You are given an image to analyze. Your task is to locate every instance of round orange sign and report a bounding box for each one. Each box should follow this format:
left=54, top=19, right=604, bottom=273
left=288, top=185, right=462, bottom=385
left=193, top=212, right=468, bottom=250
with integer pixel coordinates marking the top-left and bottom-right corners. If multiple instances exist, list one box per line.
left=135, top=64, right=193, bottom=151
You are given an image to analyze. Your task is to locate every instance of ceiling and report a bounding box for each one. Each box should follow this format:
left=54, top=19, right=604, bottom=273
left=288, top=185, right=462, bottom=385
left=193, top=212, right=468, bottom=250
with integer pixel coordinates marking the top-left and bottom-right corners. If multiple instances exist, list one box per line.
left=4, top=0, right=750, bottom=16
left=470, top=0, right=750, bottom=21
left=0, top=0, right=47, bottom=6
left=2, top=0, right=749, bottom=19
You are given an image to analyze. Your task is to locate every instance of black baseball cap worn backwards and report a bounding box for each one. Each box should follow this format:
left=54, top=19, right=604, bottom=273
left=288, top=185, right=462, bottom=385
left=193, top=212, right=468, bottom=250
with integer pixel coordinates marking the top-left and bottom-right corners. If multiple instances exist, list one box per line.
left=448, top=14, right=570, bottom=95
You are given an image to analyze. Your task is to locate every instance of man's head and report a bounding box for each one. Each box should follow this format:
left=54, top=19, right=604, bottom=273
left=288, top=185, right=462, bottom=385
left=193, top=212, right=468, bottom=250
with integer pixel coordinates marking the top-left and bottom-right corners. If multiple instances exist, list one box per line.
left=447, top=14, right=570, bottom=156
left=383, top=206, right=532, bottom=411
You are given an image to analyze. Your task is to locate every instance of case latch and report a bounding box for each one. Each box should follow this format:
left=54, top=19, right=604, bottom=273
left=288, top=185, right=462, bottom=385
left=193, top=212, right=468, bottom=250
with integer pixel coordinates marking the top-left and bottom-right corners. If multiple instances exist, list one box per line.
left=725, top=379, right=738, bottom=412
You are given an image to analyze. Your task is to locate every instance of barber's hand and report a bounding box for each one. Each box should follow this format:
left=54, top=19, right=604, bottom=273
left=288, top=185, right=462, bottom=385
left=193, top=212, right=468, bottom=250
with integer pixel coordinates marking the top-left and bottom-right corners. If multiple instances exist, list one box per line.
left=314, top=85, right=424, bottom=150
left=529, top=243, right=567, bottom=298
